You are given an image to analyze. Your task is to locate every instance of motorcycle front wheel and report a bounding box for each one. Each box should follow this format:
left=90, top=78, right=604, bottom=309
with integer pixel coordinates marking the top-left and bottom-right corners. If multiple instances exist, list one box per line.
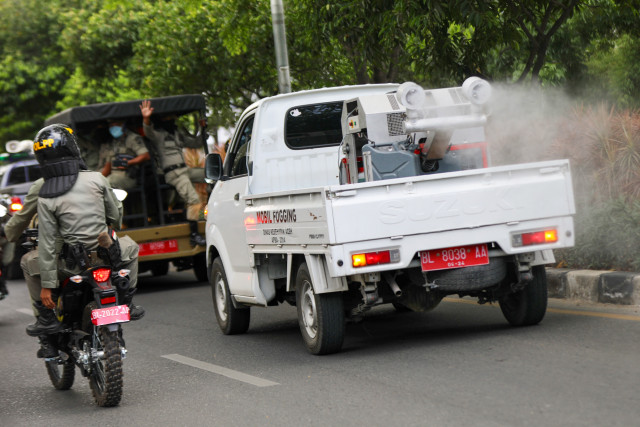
left=89, top=325, right=123, bottom=407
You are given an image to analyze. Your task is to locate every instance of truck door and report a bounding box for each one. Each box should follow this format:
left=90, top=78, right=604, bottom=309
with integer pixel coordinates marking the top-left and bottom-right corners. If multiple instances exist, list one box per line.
left=215, top=114, right=255, bottom=296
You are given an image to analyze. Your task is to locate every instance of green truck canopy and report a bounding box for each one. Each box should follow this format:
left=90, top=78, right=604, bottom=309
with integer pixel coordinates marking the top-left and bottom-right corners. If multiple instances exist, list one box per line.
left=45, top=94, right=206, bottom=129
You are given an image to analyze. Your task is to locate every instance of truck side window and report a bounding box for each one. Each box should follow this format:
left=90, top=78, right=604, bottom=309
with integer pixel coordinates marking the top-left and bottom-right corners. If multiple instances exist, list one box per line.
left=285, top=101, right=343, bottom=149
left=225, top=115, right=254, bottom=178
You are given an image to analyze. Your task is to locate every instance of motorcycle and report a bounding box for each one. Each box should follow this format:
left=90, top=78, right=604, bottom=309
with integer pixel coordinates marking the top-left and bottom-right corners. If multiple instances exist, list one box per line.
left=24, top=228, right=133, bottom=407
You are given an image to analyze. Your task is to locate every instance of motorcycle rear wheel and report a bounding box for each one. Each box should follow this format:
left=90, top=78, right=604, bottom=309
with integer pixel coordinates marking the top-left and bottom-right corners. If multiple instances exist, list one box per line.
left=46, top=358, right=75, bottom=390
left=89, top=326, right=123, bottom=407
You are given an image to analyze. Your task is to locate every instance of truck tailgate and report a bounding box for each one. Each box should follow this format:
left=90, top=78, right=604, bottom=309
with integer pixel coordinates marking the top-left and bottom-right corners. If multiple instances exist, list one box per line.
left=328, top=160, right=575, bottom=244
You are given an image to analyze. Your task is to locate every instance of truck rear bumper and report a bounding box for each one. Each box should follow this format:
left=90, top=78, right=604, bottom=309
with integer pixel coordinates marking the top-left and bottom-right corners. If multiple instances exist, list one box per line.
left=325, top=215, right=573, bottom=278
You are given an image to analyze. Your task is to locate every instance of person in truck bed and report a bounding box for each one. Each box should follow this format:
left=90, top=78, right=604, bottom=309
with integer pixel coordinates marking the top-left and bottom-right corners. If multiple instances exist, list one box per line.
left=139, top=100, right=206, bottom=247
left=98, top=119, right=150, bottom=191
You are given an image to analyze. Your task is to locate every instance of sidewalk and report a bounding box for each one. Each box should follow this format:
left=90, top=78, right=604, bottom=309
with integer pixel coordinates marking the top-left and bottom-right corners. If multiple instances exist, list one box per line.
left=546, top=268, right=640, bottom=305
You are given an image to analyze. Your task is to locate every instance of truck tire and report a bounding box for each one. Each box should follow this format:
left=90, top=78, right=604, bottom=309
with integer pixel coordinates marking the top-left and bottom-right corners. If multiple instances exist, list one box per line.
left=295, top=262, right=344, bottom=355
left=211, top=257, right=250, bottom=335
left=428, top=257, right=507, bottom=292
left=499, top=265, right=548, bottom=326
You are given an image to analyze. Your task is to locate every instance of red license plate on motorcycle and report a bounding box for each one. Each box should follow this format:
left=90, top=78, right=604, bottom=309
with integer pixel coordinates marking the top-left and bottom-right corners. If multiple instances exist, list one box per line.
left=91, top=305, right=130, bottom=326
left=420, top=244, right=489, bottom=272
left=138, top=239, right=179, bottom=257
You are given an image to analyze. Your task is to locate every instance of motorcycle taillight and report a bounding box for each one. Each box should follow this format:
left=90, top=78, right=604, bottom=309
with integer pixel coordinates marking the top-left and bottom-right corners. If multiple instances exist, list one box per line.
left=93, top=268, right=111, bottom=283
left=100, top=296, right=116, bottom=305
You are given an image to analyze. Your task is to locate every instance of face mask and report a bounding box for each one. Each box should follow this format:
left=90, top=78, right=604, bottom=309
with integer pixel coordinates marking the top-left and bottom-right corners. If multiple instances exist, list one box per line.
left=109, top=126, right=124, bottom=139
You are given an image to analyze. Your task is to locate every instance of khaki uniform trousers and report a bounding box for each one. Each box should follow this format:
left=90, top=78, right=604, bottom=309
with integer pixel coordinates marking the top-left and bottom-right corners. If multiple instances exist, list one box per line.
left=165, top=167, right=203, bottom=221
left=108, top=170, right=138, bottom=192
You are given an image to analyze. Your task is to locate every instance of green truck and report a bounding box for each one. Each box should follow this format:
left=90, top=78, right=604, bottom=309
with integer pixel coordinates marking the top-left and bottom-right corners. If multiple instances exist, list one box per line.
left=45, top=95, right=210, bottom=281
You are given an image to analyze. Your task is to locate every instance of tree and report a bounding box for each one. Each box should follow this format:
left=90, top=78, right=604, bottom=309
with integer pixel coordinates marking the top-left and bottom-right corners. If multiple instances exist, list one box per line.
left=0, top=0, right=71, bottom=142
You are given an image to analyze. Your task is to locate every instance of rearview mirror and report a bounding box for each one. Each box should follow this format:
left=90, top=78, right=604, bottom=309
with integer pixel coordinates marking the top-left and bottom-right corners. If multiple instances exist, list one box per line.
left=204, top=153, right=223, bottom=183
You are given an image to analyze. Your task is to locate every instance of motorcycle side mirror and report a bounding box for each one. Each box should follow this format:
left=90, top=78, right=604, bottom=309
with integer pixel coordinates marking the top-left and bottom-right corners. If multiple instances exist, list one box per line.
left=204, top=153, right=223, bottom=184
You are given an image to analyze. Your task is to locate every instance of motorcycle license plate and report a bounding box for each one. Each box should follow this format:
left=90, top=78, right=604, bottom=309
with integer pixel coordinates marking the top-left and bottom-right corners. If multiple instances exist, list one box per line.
left=420, top=244, right=489, bottom=272
left=91, top=305, right=130, bottom=326
left=138, top=239, right=179, bottom=257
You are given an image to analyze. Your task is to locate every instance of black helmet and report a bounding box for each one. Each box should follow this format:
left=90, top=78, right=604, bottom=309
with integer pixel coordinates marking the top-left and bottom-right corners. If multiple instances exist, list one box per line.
left=33, top=124, right=81, bottom=165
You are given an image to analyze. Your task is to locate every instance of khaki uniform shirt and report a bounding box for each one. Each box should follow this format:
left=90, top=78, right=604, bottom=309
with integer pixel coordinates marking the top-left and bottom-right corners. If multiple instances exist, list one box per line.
left=98, top=131, right=148, bottom=171
left=38, top=171, right=121, bottom=289
left=143, top=123, right=201, bottom=170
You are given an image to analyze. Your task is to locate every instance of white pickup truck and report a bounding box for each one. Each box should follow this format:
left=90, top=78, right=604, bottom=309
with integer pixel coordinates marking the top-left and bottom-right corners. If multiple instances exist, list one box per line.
left=204, top=78, right=575, bottom=354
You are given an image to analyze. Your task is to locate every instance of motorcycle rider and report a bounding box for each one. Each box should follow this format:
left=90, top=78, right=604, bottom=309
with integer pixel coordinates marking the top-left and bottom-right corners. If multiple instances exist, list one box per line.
left=12, top=124, right=144, bottom=355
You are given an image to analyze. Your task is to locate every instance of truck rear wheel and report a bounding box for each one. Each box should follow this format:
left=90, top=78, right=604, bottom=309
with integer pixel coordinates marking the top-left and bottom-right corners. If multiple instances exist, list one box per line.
left=211, top=257, right=250, bottom=335
left=295, top=262, right=344, bottom=355
left=499, top=265, right=548, bottom=326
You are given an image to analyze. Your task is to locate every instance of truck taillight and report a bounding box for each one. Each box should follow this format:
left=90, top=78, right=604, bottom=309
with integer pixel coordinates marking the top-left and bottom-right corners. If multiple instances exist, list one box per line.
left=352, top=249, right=400, bottom=268
left=513, top=229, right=558, bottom=247
left=93, top=268, right=111, bottom=283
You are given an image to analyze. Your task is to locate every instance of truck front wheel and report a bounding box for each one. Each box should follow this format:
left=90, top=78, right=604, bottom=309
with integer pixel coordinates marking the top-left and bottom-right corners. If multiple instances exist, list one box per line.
left=295, top=262, right=344, bottom=355
left=211, top=257, right=250, bottom=335
left=499, top=265, right=548, bottom=326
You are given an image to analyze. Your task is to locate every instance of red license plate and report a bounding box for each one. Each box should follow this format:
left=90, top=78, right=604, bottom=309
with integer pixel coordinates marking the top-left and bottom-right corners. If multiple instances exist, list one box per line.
left=420, top=244, right=489, bottom=272
left=138, top=239, right=179, bottom=257
left=91, top=305, right=130, bottom=326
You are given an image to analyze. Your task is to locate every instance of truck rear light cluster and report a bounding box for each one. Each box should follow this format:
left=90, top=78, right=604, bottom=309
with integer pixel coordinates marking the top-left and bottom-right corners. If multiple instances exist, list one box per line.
left=352, top=249, right=400, bottom=268
left=512, top=229, right=558, bottom=247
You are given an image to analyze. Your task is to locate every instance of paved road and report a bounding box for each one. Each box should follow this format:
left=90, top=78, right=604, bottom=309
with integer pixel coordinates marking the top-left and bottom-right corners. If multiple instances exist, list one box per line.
left=1, top=270, right=639, bottom=426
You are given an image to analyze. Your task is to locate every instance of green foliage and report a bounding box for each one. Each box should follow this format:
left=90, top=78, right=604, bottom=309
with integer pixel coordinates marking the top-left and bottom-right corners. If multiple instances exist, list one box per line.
left=555, top=198, right=640, bottom=271
left=585, top=34, right=640, bottom=109
left=0, top=0, right=71, bottom=142
left=1, top=0, right=640, bottom=147
left=549, top=105, right=640, bottom=271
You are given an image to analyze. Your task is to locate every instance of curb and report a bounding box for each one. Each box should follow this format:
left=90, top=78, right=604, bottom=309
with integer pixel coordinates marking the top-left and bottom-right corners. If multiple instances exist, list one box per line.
left=546, top=268, right=640, bottom=305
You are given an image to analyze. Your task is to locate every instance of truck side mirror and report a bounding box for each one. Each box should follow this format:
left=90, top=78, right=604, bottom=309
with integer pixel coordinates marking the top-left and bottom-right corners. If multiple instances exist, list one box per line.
left=204, top=153, right=223, bottom=183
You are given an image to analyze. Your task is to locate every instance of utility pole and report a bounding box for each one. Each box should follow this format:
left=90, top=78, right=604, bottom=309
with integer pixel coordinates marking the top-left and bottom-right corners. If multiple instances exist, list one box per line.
left=270, top=0, right=291, bottom=94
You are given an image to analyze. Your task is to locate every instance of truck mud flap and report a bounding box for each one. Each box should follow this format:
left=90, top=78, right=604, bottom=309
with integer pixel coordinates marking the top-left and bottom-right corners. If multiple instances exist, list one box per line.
left=303, top=254, right=348, bottom=294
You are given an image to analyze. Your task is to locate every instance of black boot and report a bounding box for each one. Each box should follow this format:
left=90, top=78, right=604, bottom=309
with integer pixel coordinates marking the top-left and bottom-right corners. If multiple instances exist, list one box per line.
left=26, top=302, right=63, bottom=337
left=129, top=304, right=145, bottom=320
left=36, top=336, right=58, bottom=359
left=123, top=288, right=145, bottom=321
left=189, top=221, right=206, bottom=247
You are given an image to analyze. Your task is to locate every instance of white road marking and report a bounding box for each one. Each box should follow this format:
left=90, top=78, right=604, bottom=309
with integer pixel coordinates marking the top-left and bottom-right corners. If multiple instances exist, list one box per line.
left=161, top=354, right=279, bottom=387
left=16, top=308, right=34, bottom=316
